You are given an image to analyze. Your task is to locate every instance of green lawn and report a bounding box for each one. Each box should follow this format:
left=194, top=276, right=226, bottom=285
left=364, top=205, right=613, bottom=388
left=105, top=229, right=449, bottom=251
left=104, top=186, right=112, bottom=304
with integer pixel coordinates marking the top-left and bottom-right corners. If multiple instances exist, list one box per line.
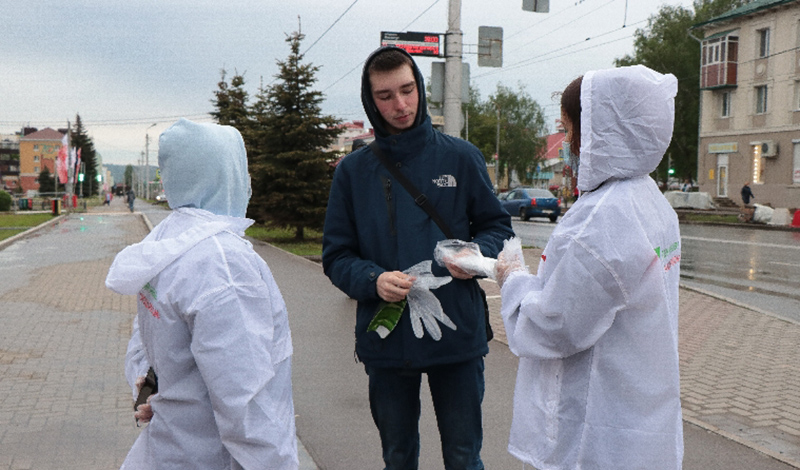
left=682, top=213, right=740, bottom=224
left=0, top=213, right=56, bottom=241
left=245, top=225, right=323, bottom=257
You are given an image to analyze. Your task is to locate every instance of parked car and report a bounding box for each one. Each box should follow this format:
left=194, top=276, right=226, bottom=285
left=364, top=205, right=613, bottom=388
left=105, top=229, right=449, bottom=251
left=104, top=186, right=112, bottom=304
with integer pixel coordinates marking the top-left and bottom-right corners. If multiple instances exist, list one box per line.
left=500, top=187, right=561, bottom=222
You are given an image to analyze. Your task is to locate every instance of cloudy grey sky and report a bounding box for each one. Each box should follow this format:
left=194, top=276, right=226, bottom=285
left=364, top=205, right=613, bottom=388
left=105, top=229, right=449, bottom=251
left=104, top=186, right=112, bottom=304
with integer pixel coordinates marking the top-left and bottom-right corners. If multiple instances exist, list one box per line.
left=1, top=0, right=696, bottom=165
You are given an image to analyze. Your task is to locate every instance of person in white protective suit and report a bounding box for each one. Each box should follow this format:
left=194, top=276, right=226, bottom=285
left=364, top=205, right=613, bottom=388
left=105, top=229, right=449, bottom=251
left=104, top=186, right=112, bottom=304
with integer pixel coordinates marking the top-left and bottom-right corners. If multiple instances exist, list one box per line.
left=496, top=65, right=684, bottom=469
left=106, top=118, right=298, bottom=470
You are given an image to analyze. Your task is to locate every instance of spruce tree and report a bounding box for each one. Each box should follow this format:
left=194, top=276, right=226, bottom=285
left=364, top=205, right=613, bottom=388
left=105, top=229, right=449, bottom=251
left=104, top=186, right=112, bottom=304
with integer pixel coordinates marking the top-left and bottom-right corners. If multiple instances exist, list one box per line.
left=210, top=69, right=250, bottom=134
left=37, top=167, right=56, bottom=193
left=248, top=30, right=341, bottom=240
left=70, top=114, right=99, bottom=196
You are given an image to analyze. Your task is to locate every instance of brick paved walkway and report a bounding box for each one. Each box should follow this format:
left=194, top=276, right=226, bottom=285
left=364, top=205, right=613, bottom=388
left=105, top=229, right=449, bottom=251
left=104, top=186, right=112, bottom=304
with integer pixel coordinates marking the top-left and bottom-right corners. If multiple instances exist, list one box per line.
left=0, top=209, right=147, bottom=469
left=481, top=248, right=800, bottom=468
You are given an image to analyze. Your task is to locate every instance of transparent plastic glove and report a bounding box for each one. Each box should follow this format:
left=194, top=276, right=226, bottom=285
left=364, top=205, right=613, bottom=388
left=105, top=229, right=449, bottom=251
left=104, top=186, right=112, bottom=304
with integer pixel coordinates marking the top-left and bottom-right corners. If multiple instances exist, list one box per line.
left=496, top=237, right=528, bottom=288
left=405, top=260, right=456, bottom=341
left=434, top=239, right=497, bottom=280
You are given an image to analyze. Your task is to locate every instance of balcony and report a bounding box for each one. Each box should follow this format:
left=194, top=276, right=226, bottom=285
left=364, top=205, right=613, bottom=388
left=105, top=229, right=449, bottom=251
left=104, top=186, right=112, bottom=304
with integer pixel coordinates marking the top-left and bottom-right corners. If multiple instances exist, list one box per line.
left=701, top=31, right=738, bottom=90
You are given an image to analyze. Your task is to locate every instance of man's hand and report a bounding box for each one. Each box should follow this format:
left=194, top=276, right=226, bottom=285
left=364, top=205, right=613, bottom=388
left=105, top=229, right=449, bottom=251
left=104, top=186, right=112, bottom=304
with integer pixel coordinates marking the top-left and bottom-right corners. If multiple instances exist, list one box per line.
left=134, top=375, right=155, bottom=425
left=444, top=261, right=475, bottom=280
left=377, top=271, right=416, bottom=303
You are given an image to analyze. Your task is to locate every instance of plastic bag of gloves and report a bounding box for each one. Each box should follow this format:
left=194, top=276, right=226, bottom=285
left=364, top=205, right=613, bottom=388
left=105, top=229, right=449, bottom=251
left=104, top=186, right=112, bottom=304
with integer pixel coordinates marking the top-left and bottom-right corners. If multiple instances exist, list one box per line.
left=434, top=239, right=498, bottom=280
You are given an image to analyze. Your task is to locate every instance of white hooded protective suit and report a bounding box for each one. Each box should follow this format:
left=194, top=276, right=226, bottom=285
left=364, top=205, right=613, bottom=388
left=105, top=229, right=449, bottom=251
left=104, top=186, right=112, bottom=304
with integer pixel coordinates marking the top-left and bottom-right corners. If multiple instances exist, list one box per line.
left=106, top=119, right=298, bottom=470
left=501, top=65, right=683, bottom=469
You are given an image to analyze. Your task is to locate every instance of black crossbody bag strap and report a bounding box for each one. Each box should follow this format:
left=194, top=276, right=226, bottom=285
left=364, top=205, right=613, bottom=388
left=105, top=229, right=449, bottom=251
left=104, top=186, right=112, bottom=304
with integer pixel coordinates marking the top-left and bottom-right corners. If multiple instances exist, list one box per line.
left=369, top=141, right=494, bottom=342
left=369, top=141, right=455, bottom=239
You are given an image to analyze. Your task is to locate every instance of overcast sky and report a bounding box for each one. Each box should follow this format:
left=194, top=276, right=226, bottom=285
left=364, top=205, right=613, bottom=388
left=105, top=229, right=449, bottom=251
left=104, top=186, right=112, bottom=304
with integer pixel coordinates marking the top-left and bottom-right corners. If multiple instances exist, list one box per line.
left=2, top=0, right=697, bottom=165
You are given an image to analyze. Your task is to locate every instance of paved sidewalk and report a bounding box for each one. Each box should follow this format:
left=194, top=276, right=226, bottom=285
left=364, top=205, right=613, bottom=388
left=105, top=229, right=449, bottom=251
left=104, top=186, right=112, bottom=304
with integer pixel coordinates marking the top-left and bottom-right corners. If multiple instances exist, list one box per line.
left=0, top=198, right=315, bottom=470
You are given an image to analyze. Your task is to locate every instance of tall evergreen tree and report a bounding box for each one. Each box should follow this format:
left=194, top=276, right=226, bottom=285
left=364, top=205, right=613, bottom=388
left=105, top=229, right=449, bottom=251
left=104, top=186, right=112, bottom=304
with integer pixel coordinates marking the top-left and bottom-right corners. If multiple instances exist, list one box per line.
left=210, top=69, right=250, bottom=133
left=70, top=114, right=99, bottom=196
left=248, top=30, right=342, bottom=240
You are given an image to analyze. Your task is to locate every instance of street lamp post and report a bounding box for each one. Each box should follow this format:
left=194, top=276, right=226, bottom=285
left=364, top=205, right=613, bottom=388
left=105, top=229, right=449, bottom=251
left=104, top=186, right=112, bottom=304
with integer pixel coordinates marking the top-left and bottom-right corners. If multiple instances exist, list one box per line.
left=145, top=123, right=156, bottom=200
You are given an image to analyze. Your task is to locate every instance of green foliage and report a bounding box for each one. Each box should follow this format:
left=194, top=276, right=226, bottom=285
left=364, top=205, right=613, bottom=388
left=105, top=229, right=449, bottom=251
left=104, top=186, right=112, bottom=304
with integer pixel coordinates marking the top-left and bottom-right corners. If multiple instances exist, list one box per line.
left=463, top=84, right=548, bottom=187
left=0, top=213, right=54, bottom=227
left=247, top=30, right=342, bottom=240
left=0, top=190, right=12, bottom=211
left=124, top=164, right=134, bottom=188
left=245, top=224, right=323, bottom=256
left=614, top=0, right=750, bottom=184
left=70, top=115, right=99, bottom=196
left=37, top=167, right=56, bottom=193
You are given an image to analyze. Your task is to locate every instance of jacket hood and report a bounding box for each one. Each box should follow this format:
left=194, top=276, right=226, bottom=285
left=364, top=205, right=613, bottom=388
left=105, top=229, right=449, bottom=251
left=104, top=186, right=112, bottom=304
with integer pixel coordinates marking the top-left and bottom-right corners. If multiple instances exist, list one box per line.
left=361, top=46, right=428, bottom=139
left=105, top=208, right=253, bottom=295
left=159, top=118, right=251, bottom=217
left=578, top=65, right=677, bottom=191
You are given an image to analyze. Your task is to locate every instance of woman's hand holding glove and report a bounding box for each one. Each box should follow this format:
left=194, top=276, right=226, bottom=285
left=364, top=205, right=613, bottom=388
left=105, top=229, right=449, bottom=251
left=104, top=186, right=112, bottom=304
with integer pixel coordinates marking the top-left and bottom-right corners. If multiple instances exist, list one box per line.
left=496, top=237, right=528, bottom=288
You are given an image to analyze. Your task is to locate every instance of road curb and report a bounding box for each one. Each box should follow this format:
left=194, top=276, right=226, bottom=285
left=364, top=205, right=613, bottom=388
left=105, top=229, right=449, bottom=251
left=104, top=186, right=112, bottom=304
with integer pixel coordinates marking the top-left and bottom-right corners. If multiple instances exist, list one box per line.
left=679, top=282, right=800, bottom=327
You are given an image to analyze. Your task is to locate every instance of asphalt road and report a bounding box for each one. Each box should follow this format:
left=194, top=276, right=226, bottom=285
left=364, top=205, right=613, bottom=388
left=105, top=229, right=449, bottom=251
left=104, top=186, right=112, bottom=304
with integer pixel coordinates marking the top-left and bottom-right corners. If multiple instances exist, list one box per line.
left=512, top=218, right=800, bottom=324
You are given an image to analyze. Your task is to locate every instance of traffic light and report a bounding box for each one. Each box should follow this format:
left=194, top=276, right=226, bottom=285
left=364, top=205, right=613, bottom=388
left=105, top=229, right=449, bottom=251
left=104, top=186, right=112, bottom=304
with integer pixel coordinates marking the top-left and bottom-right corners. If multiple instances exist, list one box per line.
left=668, top=167, right=675, bottom=176
left=96, top=174, right=102, bottom=182
left=78, top=173, right=85, bottom=182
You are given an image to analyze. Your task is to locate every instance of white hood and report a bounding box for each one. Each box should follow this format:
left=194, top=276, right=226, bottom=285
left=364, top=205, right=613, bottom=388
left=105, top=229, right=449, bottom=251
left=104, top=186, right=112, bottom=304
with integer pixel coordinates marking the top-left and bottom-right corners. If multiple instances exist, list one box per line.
left=105, top=208, right=252, bottom=295
left=159, top=118, right=251, bottom=218
left=578, top=65, right=677, bottom=191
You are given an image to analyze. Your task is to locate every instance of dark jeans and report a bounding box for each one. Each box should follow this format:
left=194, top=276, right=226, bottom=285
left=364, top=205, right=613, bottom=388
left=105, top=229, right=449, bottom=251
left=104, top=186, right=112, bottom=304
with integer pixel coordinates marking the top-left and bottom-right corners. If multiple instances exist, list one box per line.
left=365, top=357, right=485, bottom=470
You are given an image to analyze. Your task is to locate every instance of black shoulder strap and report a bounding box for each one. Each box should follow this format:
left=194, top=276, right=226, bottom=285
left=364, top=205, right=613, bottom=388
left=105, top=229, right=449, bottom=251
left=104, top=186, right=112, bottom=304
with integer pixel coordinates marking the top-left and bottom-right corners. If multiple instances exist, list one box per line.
left=369, top=141, right=455, bottom=239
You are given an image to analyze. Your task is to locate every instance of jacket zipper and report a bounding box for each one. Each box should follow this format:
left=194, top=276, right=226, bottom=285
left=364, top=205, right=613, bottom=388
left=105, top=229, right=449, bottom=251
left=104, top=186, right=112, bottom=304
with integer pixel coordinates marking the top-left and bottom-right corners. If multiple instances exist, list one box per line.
left=382, top=176, right=397, bottom=236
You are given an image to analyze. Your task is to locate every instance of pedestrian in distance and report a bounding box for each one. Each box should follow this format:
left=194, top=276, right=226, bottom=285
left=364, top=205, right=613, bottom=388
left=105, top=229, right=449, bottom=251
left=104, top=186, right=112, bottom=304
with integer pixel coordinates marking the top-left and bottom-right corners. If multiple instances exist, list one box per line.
left=741, top=181, right=755, bottom=206
left=126, top=187, right=135, bottom=212
left=106, top=118, right=299, bottom=469
left=496, top=65, right=684, bottom=470
left=322, top=46, right=513, bottom=470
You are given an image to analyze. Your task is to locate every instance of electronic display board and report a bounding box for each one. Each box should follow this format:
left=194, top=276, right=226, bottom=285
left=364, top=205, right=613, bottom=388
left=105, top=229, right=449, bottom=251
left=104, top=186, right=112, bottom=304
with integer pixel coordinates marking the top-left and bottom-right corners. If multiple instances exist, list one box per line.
left=380, top=31, right=442, bottom=57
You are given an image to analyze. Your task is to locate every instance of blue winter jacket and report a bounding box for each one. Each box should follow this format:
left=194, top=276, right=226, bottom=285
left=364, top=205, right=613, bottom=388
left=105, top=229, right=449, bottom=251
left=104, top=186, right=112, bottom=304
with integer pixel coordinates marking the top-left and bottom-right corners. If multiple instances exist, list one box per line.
left=322, top=46, right=514, bottom=368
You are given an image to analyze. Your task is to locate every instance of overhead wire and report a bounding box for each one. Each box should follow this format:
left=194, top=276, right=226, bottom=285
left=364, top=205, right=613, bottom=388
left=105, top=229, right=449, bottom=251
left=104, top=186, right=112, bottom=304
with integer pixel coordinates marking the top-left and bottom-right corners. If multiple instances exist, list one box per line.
left=303, top=0, right=361, bottom=55
left=321, top=0, right=442, bottom=93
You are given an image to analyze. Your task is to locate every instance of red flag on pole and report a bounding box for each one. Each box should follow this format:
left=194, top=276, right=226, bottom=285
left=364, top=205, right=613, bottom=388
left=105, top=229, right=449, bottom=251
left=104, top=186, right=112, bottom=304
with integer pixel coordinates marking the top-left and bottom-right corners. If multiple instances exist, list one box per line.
left=57, top=133, right=69, bottom=184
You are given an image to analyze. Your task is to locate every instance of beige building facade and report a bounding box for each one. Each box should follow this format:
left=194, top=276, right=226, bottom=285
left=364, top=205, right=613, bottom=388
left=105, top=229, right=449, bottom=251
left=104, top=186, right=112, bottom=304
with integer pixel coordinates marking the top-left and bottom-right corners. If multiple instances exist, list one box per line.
left=693, top=0, right=800, bottom=209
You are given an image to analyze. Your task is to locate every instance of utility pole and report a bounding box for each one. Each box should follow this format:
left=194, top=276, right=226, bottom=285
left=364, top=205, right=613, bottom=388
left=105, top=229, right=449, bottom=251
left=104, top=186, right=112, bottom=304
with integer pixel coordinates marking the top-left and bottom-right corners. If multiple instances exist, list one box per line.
left=145, top=123, right=156, bottom=200
left=495, top=105, right=501, bottom=189
left=443, top=0, right=463, bottom=137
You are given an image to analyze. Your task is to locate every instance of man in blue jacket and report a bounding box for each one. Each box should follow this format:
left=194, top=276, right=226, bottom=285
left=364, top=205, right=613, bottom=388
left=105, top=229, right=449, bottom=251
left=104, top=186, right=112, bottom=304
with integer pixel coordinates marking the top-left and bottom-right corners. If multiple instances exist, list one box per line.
left=322, top=46, right=513, bottom=470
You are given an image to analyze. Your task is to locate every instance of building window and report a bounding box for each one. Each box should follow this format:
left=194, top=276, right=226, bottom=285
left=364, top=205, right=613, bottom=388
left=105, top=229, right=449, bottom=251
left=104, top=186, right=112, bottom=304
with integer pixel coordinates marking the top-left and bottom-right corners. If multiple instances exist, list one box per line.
left=34, top=145, right=39, bottom=151
left=752, top=145, right=764, bottom=184
left=757, top=28, right=770, bottom=58
left=34, top=155, right=40, bottom=162
left=755, top=85, right=768, bottom=114
left=795, top=81, right=800, bottom=111
left=794, top=142, right=800, bottom=185
left=34, top=166, right=39, bottom=173
left=721, top=91, right=731, bottom=117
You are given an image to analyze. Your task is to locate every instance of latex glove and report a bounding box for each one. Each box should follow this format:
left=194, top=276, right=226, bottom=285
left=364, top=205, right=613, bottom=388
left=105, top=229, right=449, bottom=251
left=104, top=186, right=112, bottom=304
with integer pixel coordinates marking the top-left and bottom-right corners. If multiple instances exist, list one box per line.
left=434, top=239, right=497, bottom=280
left=496, top=237, right=528, bottom=288
left=405, top=261, right=456, bottom=341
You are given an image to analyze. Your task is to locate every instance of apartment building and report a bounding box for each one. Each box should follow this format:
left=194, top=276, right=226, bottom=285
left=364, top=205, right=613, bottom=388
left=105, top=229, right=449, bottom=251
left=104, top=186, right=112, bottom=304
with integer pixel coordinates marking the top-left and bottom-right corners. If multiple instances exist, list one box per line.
left=693, top=0, right=800, bottom=208
left=19, top=128, right=65, bottom=193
